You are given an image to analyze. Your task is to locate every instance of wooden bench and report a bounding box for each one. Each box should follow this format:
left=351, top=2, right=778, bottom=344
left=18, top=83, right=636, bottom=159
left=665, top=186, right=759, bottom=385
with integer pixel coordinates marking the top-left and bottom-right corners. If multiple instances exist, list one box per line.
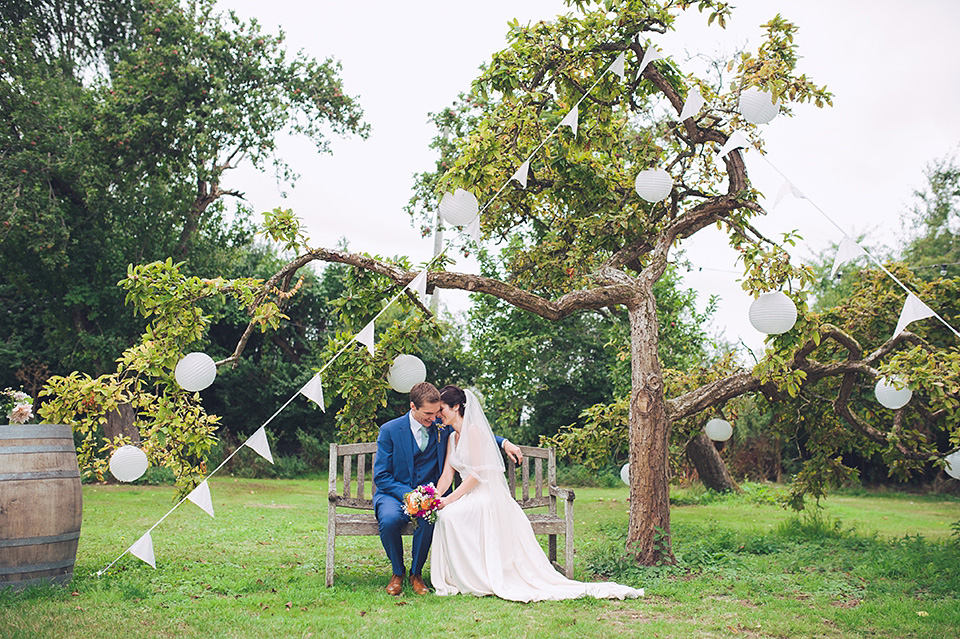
left=325, top=442, right=575, bottom=587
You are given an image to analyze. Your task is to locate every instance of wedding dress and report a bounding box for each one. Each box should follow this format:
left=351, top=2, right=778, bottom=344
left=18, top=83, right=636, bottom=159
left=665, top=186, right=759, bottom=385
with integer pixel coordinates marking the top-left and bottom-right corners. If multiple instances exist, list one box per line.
left=431, top=390, right=644, bottom=602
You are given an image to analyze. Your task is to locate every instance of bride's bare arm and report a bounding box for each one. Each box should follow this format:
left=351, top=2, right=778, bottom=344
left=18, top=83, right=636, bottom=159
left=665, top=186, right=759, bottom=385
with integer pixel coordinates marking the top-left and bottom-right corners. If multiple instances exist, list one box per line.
left=436, top=456, right=455, bottom=496
left=439, top=475, right=479, bottom=508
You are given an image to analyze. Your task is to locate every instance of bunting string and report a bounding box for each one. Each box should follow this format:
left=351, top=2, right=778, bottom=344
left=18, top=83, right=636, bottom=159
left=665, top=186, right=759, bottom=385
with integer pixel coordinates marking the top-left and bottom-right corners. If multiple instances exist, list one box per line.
left=754, top=153, right=960, bottom=340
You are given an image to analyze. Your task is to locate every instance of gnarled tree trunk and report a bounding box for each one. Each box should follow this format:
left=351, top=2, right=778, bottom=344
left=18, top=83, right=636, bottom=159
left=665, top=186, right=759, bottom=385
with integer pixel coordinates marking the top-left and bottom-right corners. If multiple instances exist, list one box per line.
left=626, top=286, right=674, bottom=564
left=686, top=432, right=739, bottom=493
left=105, top=402, right=139, bottom=444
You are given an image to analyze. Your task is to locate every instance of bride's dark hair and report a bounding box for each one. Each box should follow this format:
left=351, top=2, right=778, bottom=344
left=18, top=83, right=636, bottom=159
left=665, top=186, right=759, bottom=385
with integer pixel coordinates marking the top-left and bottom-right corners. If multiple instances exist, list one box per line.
left=439, top=385, right=467, bottom=417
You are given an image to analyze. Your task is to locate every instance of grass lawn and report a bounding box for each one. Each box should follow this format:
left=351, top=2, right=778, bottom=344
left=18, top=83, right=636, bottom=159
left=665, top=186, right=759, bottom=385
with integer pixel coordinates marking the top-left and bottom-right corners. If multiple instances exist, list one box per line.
left=2, top=477, right=958, bottom=638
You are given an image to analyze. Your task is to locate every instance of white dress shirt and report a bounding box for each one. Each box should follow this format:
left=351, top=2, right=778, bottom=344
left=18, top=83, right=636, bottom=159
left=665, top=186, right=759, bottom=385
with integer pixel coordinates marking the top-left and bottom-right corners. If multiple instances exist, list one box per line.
left=408, top=411, right=427, bottom=450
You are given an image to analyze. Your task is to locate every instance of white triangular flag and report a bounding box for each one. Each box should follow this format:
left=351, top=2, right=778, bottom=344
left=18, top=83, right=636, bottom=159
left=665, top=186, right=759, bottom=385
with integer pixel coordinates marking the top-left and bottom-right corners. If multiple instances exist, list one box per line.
left=560, top=105, right=578, bottom=136
left=772, top=180, right=806, bottom=209
left=893, top=293, right=936, bottom=338
left=356, top=320, right=375, bottom=356
left=244, top=425, right=274, bottom=464
left=299, top=373, right=325, bottom=411
left=638, top=45, right=662, bottom=73
left=830, top=236, right=868, bottom=279
left=718, top=130, right=751, bottom=158
left=130, top=531, right=156, bottom=569
left=187, top=480, right=215, bottom=518
left=609, top=51, right=626, bottom=80
left=511, top=160, right=530, bottom=189
left=407, top=270, right=428, bottom=300
left=678, top=87, right=705, bottom=121
left=466, top=215, right=480, bottom=241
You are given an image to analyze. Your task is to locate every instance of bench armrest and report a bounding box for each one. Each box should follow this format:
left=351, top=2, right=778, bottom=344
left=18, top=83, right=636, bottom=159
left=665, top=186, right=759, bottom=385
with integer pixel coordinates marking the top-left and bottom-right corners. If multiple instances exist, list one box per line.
left=549, top=485, right=575, bottom=502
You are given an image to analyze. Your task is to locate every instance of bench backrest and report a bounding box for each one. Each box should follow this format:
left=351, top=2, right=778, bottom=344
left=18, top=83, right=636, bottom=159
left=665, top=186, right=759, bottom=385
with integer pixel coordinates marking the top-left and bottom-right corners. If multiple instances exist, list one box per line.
left=328, top=442, right=378, bottom=510
left=506, top=445, right=557, bottom=515
left=328, top=442, right=557, bottom=515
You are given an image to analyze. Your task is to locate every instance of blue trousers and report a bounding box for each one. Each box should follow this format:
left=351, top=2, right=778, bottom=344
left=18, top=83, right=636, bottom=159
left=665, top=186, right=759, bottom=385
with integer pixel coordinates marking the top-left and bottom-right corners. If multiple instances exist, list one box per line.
left=375, top=496, right=434, bottom=577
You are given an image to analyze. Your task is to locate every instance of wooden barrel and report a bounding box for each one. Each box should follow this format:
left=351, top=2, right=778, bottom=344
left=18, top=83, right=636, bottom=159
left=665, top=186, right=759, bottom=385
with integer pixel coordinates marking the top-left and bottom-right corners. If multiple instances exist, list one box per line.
left=0, top=424, right=82, bottom=590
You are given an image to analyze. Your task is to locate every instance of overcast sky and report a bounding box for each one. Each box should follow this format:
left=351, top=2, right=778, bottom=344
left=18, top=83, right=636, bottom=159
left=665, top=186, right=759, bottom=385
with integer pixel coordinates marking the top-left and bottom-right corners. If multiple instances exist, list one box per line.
left=220, top=0, right=960, bottom=354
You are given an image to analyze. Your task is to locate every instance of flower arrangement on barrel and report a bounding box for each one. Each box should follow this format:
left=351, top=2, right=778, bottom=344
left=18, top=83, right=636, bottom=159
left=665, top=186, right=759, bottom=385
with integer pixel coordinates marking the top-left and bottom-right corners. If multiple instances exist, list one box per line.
left=2, top=388, right=33, bottom=424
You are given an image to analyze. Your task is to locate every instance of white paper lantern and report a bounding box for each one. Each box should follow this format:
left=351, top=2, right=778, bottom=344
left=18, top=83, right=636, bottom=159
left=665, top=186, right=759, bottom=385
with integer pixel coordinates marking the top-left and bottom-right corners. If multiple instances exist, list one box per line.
left=175, top=352, right=217, bottom=392
left=738, top=88, right=779, bottom=124
left=438, top=188, right=479, bottom=226
left=110, top=445, right=148, bottom=482
left=620, top=462, right=630, bottom=486
left=634, top=168, right=673, bottom=202
left=704, top=418, right=733, bottom=442
left=944, top=451, right=960, bottom=480
left=874, top=376, right=912, bottom=410
left=748, top=292, right=798, bottom=335
left=386, top=354, right=427, bottom=393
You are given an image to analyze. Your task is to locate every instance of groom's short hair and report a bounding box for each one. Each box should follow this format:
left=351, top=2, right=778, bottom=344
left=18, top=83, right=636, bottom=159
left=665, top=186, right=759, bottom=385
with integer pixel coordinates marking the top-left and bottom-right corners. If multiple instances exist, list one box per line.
left=410, top=382, right=440, bottom=407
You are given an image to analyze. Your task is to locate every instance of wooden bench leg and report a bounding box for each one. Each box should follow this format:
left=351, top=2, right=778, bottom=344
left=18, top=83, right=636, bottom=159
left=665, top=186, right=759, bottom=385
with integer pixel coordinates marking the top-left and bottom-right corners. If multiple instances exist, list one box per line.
left=325, top=507, right=336, bottom=587
left=564, top=503, right=574, bottom=579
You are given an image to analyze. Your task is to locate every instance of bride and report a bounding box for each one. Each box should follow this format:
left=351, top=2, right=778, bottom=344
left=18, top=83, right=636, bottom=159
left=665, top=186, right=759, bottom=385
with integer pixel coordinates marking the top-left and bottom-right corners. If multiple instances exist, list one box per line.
left=430, top=384, right=644, bottom=602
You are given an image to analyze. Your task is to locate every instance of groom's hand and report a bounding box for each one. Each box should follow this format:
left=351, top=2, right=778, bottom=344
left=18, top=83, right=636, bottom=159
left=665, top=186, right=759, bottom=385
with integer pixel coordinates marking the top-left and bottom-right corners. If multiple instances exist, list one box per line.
left=502, top=439, right=523, bottom=464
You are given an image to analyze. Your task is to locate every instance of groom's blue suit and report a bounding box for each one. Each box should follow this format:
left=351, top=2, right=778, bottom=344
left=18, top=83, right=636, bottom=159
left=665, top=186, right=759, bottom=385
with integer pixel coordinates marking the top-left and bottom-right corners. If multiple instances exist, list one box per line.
left=373, top=412, right=504, bottom=577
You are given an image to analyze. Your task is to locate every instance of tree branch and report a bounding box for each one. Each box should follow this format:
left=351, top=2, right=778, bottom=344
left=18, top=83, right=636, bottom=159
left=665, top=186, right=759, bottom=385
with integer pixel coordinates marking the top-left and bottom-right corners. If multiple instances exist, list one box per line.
left=220, top=246, right=641, bottom=365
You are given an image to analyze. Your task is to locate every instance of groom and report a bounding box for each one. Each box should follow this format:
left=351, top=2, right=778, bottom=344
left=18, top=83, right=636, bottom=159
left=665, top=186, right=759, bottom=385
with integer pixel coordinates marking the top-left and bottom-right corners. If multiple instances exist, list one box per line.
left=373, top=381, right=522, bottom=595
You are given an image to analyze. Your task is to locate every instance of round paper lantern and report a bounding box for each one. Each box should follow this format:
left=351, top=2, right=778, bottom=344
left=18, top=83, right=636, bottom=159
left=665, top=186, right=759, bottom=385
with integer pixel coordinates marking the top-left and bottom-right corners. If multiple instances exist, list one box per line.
left=109, top=445, right=148, bottom=482
left=386, top=354, right=427, bottom=393
left=874, top=376, right=912, bottom=410
left=620, top=462, right=630, bottom=486
left=944, top=451, right=960, bottom=480
left=704, top=418, right=733, bottom=442
left=634, top=168, right=673, bottom=203
left=175, top=352, right=217, bottom=392
left=738, top=88, right=779, bottom=124
left=748, top=292, right=797, bottom=335
left=438, top=188, right=479, bottom=226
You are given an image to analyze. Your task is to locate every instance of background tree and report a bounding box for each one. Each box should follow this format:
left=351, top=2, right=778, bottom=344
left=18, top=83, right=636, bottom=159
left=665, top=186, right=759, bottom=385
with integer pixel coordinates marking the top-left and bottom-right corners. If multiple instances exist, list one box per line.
left=0, top=0, right=368, bottom=384
left=13, top=0, right=369, bottom=488
left=902, top=154, right=960, bottom=281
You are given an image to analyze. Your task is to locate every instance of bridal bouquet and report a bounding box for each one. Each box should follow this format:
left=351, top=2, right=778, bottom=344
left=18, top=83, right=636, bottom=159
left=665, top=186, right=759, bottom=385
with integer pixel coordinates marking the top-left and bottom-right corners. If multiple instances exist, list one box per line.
left=402, top=483, right=440, bottom=528
left=2, top=388, right=33, bottom=425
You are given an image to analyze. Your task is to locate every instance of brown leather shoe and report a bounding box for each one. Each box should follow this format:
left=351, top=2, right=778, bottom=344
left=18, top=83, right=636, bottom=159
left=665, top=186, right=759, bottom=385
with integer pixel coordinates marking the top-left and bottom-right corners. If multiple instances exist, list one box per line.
left=386, top=574, right=404, bottom=596
left=409, top=574, right=429, bottom=595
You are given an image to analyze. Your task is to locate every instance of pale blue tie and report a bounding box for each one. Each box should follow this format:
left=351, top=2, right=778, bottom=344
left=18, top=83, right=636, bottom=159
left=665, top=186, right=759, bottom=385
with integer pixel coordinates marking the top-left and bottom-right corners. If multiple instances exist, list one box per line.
left=418, top=424, right=428, bottom=452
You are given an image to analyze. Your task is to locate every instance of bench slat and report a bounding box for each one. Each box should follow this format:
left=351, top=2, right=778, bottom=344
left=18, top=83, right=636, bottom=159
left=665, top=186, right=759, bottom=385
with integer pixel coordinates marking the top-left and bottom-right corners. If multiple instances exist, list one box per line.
left=515, top=496, right=553, bottom=509
left=335, top=442, right=378, bottom=455
left=331, top=497, right=375, bottom=510
left=356, top=454, right=366, bottom=499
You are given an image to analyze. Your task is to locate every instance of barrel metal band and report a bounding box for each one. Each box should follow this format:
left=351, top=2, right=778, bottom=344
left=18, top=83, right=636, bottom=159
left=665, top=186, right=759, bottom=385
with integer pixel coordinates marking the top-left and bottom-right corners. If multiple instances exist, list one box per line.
left=0, top=444, right=76, bottom=455
left=0, top=470, right=81, bottom=481
left=0, top=557, right=76, bottom=575
left=0, top=425, right=72, bottom=440
left=0, top=531, right=81, bottom=548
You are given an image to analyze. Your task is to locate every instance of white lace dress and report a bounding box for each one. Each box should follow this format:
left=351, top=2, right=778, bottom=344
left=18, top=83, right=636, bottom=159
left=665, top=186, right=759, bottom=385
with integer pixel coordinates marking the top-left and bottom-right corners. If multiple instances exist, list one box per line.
left=430, top=422, right=644, bottom=602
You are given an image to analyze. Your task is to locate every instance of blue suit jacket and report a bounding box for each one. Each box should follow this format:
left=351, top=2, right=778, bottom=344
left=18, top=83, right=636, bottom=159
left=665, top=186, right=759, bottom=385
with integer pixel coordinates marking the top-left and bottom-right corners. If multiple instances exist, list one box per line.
left=372, top=412, right=504, bottom=507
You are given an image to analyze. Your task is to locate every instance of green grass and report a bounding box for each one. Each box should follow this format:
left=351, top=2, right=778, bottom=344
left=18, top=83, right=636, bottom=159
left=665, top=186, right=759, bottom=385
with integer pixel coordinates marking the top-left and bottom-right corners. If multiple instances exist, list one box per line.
left=2, top=478, right=959, bottom=638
